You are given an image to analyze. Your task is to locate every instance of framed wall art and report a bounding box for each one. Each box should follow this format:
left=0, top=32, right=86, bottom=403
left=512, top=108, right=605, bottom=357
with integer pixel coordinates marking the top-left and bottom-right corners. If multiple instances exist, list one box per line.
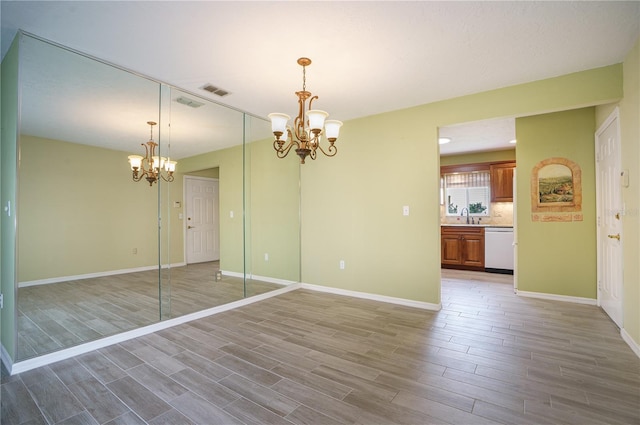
left=531, top=157, right=583, bottom=222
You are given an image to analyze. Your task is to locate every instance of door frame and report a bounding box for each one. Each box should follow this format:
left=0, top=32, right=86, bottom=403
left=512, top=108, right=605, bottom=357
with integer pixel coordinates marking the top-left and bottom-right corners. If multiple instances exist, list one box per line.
left=512, top=169, right=518, bottom=293
left=595, top=106, right=624, bottom=327
left=183, top=175, right=220, bottom=265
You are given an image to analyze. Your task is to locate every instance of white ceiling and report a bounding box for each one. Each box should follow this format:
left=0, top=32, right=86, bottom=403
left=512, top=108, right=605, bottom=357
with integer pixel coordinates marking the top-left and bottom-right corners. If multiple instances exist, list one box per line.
left=2, top=1, right=639, bottom=157
left=439, top=117, right=516, bottom=156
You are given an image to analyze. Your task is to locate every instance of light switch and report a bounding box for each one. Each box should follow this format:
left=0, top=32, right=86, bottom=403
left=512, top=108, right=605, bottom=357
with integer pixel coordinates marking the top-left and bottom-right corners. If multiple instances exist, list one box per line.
left=403, top=205, right=410, bottom=216
left=621, top=169, right=630, bottom=188
left=230, top=211, right=234, bottom=218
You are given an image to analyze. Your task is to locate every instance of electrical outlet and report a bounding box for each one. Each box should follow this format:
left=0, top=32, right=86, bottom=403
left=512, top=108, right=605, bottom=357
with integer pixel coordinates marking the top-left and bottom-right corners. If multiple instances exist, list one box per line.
left=230, top=211, right=234, bottom=218
left=264, top=253, right=269, bottom=261
left=339, top=260, right=345, bottom=270
left=403, top=205, right=410, bottom=216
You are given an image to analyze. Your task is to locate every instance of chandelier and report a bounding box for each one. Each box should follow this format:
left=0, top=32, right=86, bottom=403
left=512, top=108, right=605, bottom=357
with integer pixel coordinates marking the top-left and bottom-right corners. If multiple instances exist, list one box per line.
left=127, top=121, right=176, bottom=186
left=268, top=57, right=343, bottom=164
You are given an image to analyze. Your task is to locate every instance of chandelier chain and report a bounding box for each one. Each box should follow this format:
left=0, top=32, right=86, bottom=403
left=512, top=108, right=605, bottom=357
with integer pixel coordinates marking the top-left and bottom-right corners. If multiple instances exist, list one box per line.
left=302, top=65, right=306, bottom=92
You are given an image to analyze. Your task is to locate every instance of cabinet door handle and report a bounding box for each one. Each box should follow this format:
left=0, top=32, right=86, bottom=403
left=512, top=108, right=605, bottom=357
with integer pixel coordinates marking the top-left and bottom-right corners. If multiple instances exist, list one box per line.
left=607, top=233, right=620, bottom=241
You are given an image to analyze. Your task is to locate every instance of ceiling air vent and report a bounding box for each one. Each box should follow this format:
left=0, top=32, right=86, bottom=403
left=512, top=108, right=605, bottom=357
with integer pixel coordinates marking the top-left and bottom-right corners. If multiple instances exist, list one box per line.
left=175, top=96, right=205, bottom=108
left=201, top=84, right=230, bottom=97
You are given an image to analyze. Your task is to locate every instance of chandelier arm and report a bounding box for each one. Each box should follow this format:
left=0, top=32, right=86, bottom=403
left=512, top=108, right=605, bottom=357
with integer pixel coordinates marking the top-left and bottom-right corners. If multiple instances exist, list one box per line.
left=293, top=115, right=306, bottom=142
left=296, top=89, right=308, bottom=132
left=142, top=142, right=150, bottom=159
left=140, top=158, right=148, bottom=172
left=316, top=143, right=338, bottom=157
left=274, top=139, right=299, bottom=159
left=308, top=95, right=319, bottom=110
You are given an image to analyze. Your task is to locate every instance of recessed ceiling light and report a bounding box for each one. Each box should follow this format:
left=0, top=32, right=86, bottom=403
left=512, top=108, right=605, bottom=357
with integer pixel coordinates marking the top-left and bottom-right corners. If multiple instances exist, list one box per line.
left=439, top=137, right=451, bottom=145
left=176, top=96, right=205, bottom=108
left=509, top=139, right=517, bottom=144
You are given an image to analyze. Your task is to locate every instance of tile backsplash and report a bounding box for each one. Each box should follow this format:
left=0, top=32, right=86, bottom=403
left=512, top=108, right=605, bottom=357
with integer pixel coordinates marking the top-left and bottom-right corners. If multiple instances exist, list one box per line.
left=441, top=202, right=513, bottom=226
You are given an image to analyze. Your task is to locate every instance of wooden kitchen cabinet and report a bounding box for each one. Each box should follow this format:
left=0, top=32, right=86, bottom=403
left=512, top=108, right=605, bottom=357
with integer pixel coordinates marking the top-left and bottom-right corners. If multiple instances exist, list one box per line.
left=441, top=226, right=485, bottom=270
left=490, top=162, right=516, bottom=202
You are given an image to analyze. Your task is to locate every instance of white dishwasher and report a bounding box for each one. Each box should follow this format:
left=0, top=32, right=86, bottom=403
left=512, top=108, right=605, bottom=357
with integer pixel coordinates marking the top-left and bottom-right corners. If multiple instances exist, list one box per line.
left=485, top=227, right=514, bottom=274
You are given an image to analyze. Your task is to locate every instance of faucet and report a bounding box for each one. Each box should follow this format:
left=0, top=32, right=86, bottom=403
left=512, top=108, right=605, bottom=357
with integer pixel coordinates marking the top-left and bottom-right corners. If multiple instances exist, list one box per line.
left=460, top=207, right=470, bottom=224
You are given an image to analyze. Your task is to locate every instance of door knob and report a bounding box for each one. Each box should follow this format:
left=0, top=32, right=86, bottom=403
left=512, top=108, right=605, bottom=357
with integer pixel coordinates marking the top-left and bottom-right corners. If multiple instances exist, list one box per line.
left=607, top=233, right=620, bottom=241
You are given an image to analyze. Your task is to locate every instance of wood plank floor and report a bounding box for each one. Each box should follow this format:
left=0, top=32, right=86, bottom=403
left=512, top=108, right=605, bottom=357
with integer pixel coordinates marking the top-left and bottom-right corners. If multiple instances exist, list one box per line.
left=3, top=270, right=639, bottom=424
left=17, top=262, right=282, bottom=360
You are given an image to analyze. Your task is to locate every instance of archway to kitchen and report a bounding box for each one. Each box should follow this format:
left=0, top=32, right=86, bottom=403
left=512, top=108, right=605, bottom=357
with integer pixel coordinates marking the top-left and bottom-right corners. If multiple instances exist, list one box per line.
left=438, top=118, right=517, bottom=294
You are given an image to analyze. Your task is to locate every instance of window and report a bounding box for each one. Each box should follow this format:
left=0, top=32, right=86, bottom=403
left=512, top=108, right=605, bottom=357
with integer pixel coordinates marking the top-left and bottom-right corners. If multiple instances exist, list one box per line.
left=443, top=171, right=490, bottom=217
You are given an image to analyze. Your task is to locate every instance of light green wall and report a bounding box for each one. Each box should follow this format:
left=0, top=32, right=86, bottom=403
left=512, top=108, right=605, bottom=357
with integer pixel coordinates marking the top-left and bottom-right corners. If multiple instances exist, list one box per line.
left=516, top=108, right=597, bottom=298
left=186, top=168, right=219, bottom=179
left=1, top=35, right=20, bottom=361
left=18, top=136, right=184, bottom=282
left=248, top=139, right=300, bottom=282
left=300, top=64, right=622, bottom=304
left=440, top=149, right=516, bottom=166
left=619, top=37, right=639, bottom=347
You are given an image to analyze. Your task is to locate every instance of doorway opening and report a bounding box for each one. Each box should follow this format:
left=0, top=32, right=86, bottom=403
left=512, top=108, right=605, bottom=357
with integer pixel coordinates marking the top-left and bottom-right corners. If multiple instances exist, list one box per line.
left=438, top=118, right=517, bottom=293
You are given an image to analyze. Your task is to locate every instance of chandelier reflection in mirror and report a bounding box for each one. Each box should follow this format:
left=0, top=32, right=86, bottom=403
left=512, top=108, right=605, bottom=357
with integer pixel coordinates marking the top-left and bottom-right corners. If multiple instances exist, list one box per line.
left=127, top=121, right=177, bottom=186
left=269, top=57, right=343, bottom=164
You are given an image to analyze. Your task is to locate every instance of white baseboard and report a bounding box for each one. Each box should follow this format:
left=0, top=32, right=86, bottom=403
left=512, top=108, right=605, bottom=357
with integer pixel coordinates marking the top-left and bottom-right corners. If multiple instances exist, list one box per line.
left=220, top=270, right=296, bottom=286
left=221, top=270, right=243, bottom=279
left=250, top=274, right=297, bottom=286
left=19, top=262, right=188, bottom=288
left=517, top=290, right=597, bottom=305
left=8, top=283, right=299, bottom=375
left=301, top=282, right=442, bottom=311
left=621, top=328, right=640, bottom=358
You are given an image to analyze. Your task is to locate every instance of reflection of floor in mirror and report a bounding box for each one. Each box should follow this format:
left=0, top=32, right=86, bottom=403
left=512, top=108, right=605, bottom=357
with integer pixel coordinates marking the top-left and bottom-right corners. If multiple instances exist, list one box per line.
left=17, top=262, right=282, bottom=360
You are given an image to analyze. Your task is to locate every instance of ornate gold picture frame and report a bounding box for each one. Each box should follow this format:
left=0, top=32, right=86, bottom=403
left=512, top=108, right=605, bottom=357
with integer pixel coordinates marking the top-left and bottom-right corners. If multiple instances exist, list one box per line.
left=531, top=157, right=583, bottom=222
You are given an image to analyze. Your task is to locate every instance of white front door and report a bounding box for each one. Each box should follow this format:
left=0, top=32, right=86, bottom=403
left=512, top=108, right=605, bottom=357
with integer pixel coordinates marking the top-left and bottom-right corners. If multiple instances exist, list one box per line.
left=185, top=177, right=219, bottom=264
left=596, top=108, right=623, bottom=328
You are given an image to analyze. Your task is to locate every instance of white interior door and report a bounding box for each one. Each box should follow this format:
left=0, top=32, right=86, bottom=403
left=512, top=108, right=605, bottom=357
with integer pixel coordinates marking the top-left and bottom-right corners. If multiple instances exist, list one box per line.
left=185, top=177, right=219, bottom=264
left=596, top=108, right=623, bottom=328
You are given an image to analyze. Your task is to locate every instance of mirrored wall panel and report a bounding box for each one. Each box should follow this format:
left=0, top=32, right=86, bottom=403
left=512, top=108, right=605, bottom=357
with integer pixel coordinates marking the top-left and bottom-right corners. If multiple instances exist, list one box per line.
left=17, top=34, right=164, bottom=360
left=14, top=33, right=300, bottom=362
